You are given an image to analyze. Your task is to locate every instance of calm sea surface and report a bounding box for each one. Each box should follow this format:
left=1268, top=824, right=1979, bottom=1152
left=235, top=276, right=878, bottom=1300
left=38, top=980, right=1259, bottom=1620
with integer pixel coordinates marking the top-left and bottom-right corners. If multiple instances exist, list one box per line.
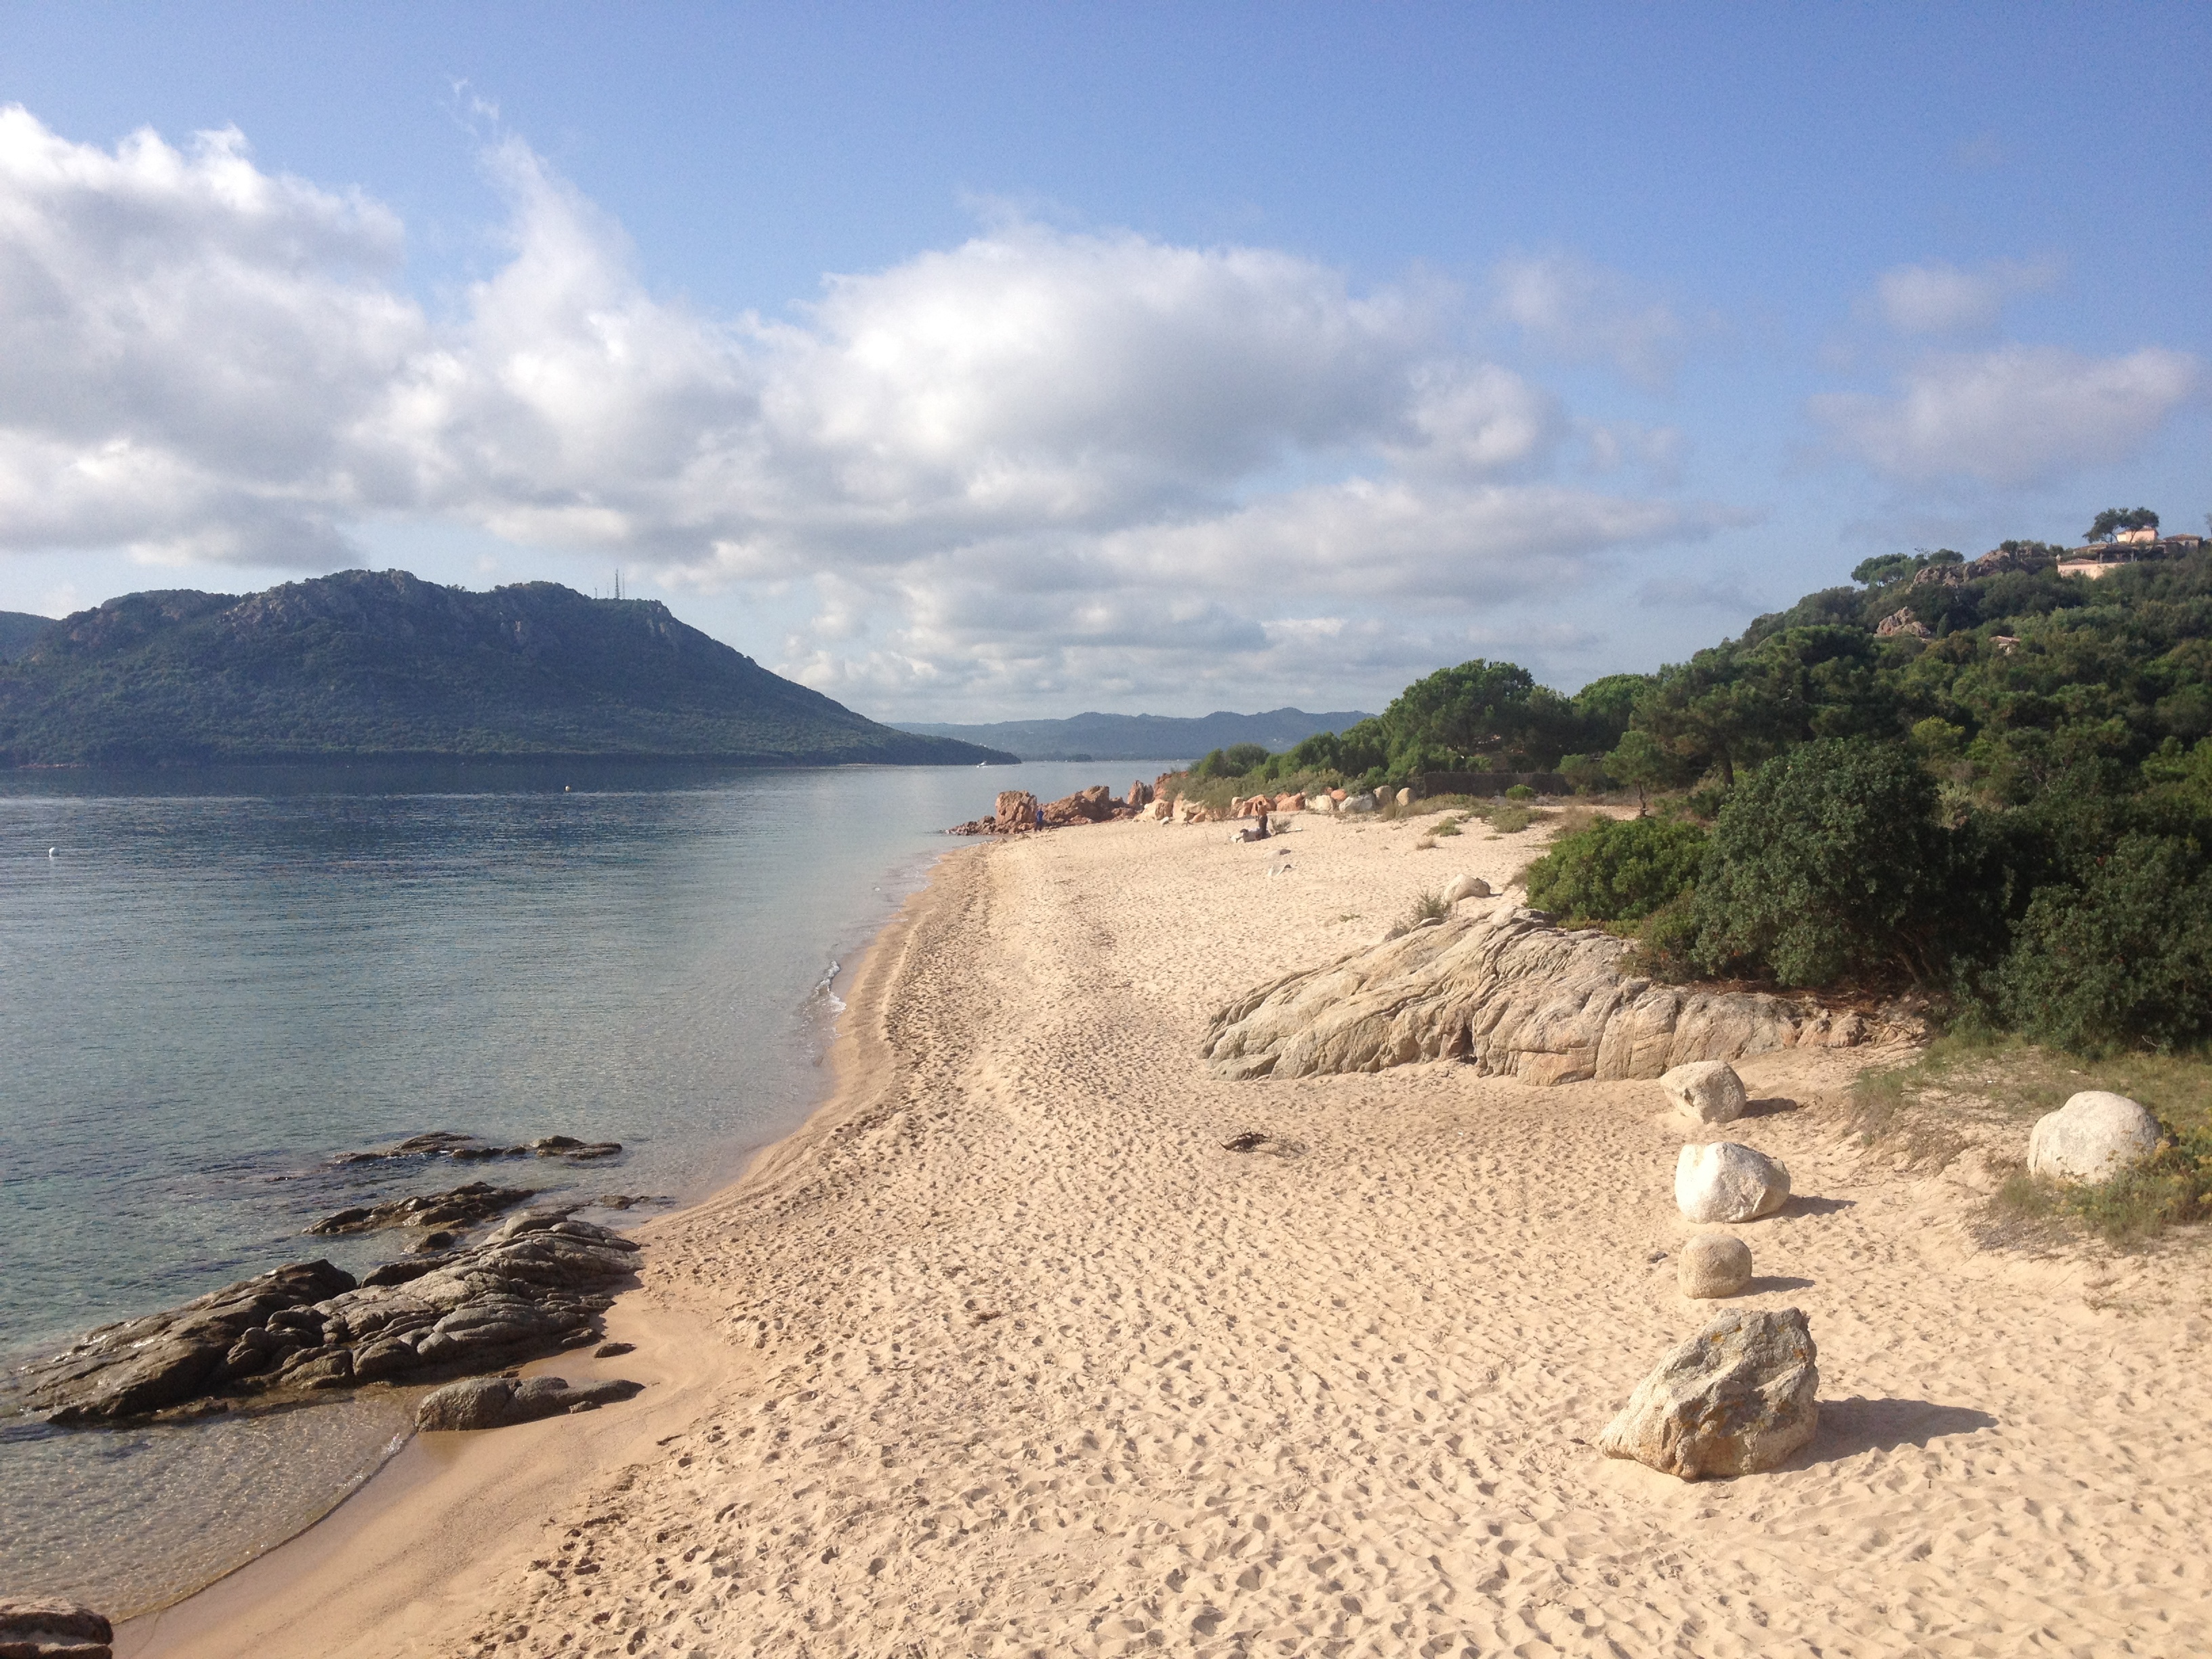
left=0, top=758, right=1155, bottom=1614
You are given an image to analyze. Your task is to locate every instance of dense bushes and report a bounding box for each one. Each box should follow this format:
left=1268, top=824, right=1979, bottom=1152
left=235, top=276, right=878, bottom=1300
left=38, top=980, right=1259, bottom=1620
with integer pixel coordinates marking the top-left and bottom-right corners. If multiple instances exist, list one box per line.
left=1993, top=833, right=2212, bottom=1052
left=1189, top=541, right=2212, bottom=1053
left=1687, top=739, right=1957, bottom=987
left=1524, top=815, right=1706, bottom=925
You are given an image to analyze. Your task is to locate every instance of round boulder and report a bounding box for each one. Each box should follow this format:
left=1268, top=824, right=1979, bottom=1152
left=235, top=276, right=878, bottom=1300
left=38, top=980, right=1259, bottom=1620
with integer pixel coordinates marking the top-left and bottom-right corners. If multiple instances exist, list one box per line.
left=1662, top=1060, right=1748, bottom=1125
left=2027, top=1091, right=2163, bottom=1184
left=1675, top=1142, right=1791, bottom=1224
left=1441, top=873, right=1493, bottom=903
left=1678, top=1231, right=1753, bottom=1298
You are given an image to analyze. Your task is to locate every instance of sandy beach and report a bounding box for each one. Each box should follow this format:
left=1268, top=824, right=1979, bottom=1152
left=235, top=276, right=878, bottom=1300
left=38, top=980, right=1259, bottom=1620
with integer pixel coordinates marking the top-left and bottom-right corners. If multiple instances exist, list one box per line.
left=120, top=806, right=2212, bottom=1658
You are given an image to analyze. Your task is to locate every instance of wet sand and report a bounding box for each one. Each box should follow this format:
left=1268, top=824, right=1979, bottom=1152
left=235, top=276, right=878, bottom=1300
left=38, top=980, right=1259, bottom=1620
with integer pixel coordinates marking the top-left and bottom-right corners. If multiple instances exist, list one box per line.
left=121, top=809, right=2212, bottom=1656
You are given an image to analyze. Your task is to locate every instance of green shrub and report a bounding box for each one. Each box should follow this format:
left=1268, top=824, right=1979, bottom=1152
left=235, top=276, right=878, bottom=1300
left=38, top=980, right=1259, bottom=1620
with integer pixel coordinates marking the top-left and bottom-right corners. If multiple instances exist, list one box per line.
left=1689, top=737, right=1954, bottom=987
left=1992, top=833, right=2212, bottom=1052
left=1524, top=815, right=1708, bottom=924
left=1192, top=742, right=1272, bottom=780
left=1503, top=783, right=1536, bottom=801
left=1411, top=890, right=1450, bottom=923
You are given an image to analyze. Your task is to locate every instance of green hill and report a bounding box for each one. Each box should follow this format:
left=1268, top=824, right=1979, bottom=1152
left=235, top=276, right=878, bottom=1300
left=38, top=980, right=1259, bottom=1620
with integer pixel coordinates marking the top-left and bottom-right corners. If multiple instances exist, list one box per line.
left=0, top=570, right=1016, bottom=769
left=0, top=610, right=53, bottom=661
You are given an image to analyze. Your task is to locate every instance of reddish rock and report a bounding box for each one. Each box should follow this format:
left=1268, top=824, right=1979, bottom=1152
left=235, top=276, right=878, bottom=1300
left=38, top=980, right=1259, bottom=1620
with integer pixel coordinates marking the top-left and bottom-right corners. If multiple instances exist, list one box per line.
left=1126, top=780, right=1153, bottom=808
left=1042, top=785, right=1118, bottom=827
left=992, top=790, right=1040, bottom=832
left=1274, top=792, right=1307, bottom=811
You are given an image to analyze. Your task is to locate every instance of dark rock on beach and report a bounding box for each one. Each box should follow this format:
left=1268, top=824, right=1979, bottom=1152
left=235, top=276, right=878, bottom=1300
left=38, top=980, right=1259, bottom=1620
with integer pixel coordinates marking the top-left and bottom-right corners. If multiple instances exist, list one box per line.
left=415, top=1374, right=644, bottom=1431
left=0, top=1598, right=114, bottom=1659
left=307, top=1181, right=539, bottom=1235
left=17, top=1214, right=641, bottom=1427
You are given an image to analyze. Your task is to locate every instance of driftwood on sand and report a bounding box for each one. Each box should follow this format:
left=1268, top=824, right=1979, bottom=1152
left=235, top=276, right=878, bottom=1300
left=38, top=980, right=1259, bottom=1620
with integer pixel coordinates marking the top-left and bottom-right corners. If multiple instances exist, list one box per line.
left=1203, top=899, right=1921, bottom=1084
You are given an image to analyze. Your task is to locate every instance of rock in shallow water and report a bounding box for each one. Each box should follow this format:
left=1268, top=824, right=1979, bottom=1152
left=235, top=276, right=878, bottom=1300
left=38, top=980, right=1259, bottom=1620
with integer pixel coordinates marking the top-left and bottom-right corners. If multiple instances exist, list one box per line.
left=1597, top=1307, right=1819, bottom=1479
left=18, top=1214, right=640, bottom=1426
left=306, top=1181, right=539, bottom=1236
left=0, top=1599, right=113, bottom=1659
left=415, top=1374, right=644, bottom=1431
left=1675, top=1142, right=1790, bottom=1223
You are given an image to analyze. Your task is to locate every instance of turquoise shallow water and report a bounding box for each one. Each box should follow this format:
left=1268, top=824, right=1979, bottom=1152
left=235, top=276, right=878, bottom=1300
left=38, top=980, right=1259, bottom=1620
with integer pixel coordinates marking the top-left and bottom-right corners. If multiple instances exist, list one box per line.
left=0, top=758, right=1155, bottom=1614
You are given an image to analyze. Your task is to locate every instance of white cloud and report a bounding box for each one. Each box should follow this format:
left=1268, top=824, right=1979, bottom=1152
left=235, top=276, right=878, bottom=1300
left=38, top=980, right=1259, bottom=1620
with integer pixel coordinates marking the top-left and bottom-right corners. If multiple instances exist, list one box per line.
left=0, top=106, right=1730, bottom=710
left=1812, top=344, right=2201, bottom=487
left=1872, top=258, right=2057, bottom=335
left=1492, top=251, right=1685, bottom=391
left=0, top=105, right=424, bottom=562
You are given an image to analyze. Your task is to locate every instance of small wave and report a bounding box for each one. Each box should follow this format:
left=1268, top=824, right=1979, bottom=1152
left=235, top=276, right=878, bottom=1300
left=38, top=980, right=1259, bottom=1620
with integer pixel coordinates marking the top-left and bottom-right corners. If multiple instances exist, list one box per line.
left=806, top=959, right=846, bottom=1016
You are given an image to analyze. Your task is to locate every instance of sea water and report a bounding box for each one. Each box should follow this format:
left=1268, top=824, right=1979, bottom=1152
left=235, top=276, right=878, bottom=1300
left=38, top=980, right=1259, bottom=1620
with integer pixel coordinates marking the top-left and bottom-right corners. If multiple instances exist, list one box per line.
left=0, top=759, right=1156, bottom=1614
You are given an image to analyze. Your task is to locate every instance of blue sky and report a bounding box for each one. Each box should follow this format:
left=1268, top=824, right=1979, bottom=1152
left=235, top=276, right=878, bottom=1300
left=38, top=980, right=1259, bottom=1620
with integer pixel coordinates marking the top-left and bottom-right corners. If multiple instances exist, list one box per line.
left=1, top=3, right=2205, bottom=718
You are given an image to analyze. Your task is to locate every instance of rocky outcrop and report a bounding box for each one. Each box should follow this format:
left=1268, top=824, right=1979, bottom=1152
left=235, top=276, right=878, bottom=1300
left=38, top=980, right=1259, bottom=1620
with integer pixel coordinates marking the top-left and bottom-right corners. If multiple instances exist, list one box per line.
left=1043, top=785, right=1122, bottom=826
left=2027, top=1091, right=2164, bottom=1184
left=1202, top=901, right=1914, bottom=1084
left=415, top=1374, right=644, bottom=1431
left=1875, top=607, right=1932, bottom=639
left=1678, top=1233, right=1752, bottom=1298
left=0, top=1600, right=112, bottom=1659
left=1675, top=1142, right=1791, bottom=1223
left=1662, top=1060, right=1748, bottom=1125
left=1598, top=1307, right=1819, bottom=1479
left=16, top=1214, right=639, bottom=1426
left=949, top=784, right=1145, bottom=834
left=337, top=1130, right=620, bottom=1164
left=1441, top=874, right=1492, bottom=903
left=308, top=1181, right=538, bottom=1235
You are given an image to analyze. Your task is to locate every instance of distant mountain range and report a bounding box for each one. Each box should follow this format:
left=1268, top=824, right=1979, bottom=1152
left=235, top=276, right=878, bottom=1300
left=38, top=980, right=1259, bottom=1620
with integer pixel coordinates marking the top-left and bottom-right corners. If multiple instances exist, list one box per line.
left=0, top=610, right=52, bottom=661
left=894, top=707, right=1374, bottom=762
left=0, top=571, right=1015, bottom=769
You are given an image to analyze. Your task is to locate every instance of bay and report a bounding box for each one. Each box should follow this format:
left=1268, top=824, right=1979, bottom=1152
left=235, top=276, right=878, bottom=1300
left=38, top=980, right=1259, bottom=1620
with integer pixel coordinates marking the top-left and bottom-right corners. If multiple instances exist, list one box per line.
left=0, top=758, right=1162, bottom=1614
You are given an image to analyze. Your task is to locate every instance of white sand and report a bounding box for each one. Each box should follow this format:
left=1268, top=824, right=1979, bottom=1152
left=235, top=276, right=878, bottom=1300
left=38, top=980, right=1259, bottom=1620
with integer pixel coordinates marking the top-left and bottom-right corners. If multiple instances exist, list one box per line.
left=122, top=809, right=2212, bottom=1656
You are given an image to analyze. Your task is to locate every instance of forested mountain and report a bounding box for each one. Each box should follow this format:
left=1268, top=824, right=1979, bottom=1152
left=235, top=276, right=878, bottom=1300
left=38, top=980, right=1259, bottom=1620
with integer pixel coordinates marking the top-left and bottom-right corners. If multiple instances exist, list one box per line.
left=0, top=610, right=52, bottom=661
left=0, top=571, right=1015, bottom=768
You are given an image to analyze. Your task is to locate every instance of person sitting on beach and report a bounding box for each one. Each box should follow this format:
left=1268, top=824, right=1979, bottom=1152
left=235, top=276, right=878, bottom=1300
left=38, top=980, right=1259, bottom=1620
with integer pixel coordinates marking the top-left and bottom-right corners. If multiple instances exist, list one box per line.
left=1237, top=813, right=1271, bottom=842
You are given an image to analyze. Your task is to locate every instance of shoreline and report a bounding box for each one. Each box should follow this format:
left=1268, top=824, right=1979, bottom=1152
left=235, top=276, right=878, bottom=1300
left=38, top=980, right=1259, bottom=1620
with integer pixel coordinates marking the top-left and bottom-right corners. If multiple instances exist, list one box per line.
left=113, top=844, right=973, bottom=1658
left=114, top=811, right=2212, bottom=1654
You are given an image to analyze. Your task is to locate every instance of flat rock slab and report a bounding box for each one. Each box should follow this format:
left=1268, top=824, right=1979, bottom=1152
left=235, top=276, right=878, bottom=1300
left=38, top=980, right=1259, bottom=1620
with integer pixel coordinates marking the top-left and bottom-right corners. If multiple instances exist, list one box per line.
left=16, top=1214, right=640, bottom=1426
left=415, top=1374, right=644, bottom=1431
left=308, top=1181, right=539, bottom=1235
left=1598, top=1307, right=1820, bottom=1479
left=1202, top=902, right=1918, bottom=1084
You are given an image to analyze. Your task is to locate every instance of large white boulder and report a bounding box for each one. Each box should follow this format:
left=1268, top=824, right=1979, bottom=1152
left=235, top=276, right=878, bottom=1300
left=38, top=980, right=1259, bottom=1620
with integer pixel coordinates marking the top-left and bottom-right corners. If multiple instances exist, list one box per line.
left=2027, top=1091, right=2163, bottom=1184
left=1662, top=1060, right=1748, bottom=1125
left=1597, top=1307, right=1818, bottom=1479
left=1441, top=874, right=1492, bottom=904
left=1678, top=1232, right=1752, bottom=1298
left=1341, top=792, right=1378, bottom=813
left=1675, top=1142, right=1791, bottom=1223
